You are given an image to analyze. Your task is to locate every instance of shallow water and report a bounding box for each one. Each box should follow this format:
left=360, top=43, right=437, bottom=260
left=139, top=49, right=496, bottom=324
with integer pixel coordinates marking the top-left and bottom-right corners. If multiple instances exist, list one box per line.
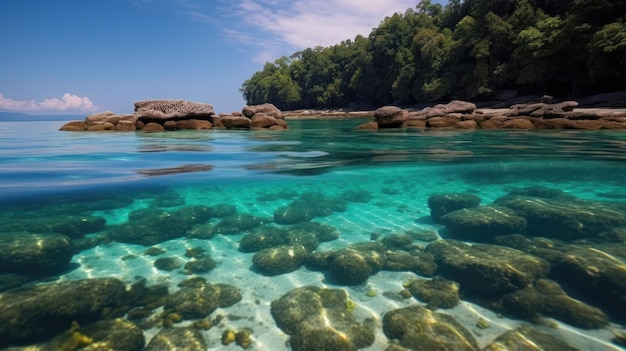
left=1, top=120, right=626, bottom=350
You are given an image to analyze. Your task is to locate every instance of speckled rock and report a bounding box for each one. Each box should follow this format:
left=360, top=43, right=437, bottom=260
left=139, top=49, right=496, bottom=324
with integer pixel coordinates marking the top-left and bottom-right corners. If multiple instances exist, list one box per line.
left=270, top=286, right=374, bottom=351
left=427, top=193, right=481, bottom=222
left=425, top=240, right=549, bottom=294
left=383, top=305, right=479, bottom=351
left=252, top=244, right=309, bottom=275
left=145, top=327, right=207, bottom=351
left=0, top=232, right=74, bottom=276
left=374, top=106, right=409, bottom=128
left=0, top=278, right=128, bottom=346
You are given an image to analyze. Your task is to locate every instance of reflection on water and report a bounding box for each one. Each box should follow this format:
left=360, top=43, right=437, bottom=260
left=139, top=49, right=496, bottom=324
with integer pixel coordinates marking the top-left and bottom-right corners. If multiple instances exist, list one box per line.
left=0, top=120, right=625, bottom=350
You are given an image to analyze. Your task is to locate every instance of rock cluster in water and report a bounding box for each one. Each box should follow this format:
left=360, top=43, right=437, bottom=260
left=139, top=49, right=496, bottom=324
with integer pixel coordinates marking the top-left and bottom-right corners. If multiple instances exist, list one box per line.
left=358, top=100, right=626, bottom=130
left=60, top=100, right=287, bottom=132
left=1, top=183, right=626, bottom=350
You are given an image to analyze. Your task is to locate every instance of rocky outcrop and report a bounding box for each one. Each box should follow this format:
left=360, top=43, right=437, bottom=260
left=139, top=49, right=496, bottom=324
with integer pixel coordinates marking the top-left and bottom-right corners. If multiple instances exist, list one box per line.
left=357, top=99, right=626, bottom=130
left=60, top=101, right=288, bottom=132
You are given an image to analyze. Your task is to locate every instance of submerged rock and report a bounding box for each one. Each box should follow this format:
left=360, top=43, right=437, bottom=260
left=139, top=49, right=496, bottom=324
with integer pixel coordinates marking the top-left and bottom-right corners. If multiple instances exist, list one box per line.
left=427, top=193, right=482, bottom=222
left=405, top=276, right=460, bottom=309
left=274, top=192, right=347, bottom=224
left=252, top=244, right=309, bottom=275
left=494, top=195, right=626, bottom=240
left=0, top=278, right=128, bottom=346
left=500, top=279, right=609, bottom=329
left=215, top=213, right=269, bottom=235
left=0, top=232, right=74, bottom=276
left=383, top=305, right=480, bottom=351
left=439, top=205, right=527, bottom=242
left=425, top=240, right=549, bottom=294
left=164, top=283, right=241, bottom=320
left=270, top=286, right=375, bottom=351
left=145, top=327, right=207, bottom=351
left=484, top=325, right=578, bottom=351
left=383, top=250, right=437, bottom=277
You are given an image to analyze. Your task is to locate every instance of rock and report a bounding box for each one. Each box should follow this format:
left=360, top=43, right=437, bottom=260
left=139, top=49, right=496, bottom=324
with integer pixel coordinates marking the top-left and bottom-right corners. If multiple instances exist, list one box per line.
left=0, top=273, right=33, bottom=292
left=501, top=279, right=609, bottom=329
left=357, top=121, right=379, bottom=130
left=425, top=115, right=461, bottom=128
left=274, top=192, right=347, bottom=224
left=401, top=119, right=426, bottom=128
left=270, top=286, right=375, bottom=351
left=289, top=221, right=340, bottom=242
left=374, top=106, right=409, bottom=128
left=455, top=120, right=477, bottom=129
left=145, top=327, right=206, bottom=351
left=134, top=99, right=214, bottom=120
left=250, top=113, right=280, bottom=128
left=439, top=205, right=527, bottom=242
left=141, top=122, right=165, bottom=132
left=381, top=234, right=415, bottom=251
left=0, top=278, right=128, bottom=346
left=0, top=232, right=74, bottom=276
left=0, top=214, right=106, bottom=239
left=252, top=244, right=309, bottom=275
left=34, top=318, right=145, bottom=351
left=383, top=250, right=437, bottom=277
left=215, top=213, right=268, bottom=235
left=175, top=119, right=212, bottom=129
left=494, top=195, right=626, bottom=240
left=425, top=240, right=549, bottom=294
left=503, top=118, right=534, bottom=129
left=164, top=283, right=241, bottom=320
left=109, top=206, right=212, bottom=245
left=239, top=226, right=291, bottom=253
left=116, top=119, right=137, bottom=131
left=59, top=120, right=86, bottom=131
left=405, top=276, right=460, bottom=309
left=220, top=115, right=252, bottom=129
left=543, top=101, right=579, bottom=118
left=153, top=257, right=182, bottom=271
left=327, top=244, right=387, bottom=285
left=383, top=305, right=480, bottom=351
left=183, top=257, right=217, bottom=274
left=484, top=325, right=578, bottom=351
left=434, top=100, right=477, bottom=114
left=511, top=103, right=547, bottom=116
left=427, top=193, right=481, bottom=222
left=242, top=103, right=283, bottom=119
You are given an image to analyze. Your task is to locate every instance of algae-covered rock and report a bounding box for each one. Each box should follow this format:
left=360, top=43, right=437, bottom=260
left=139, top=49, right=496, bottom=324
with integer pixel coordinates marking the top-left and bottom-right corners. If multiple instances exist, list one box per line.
left=0, top=214, right=106, bottom=239
left=383, top=250, right=437, bottom=277
left=164, top=283, right=241, bottom=320
left=328, top=245, right=387, bottom=285
left=501, top=279, right=609, bottom=329
left=427, top=193, right=481, bottom=222
left=342, top=189, right=373, bottom=203
left=33, top=318, right=145, bottom=351
left=383, top=305, right=480, bottom=351
left=109, top=206, right=212, bottom=245
left=381, top=234, right=417, bottom=251
left=274, top=192, right=347, bottom=224
left=270, top=286, right=374, bottom=351
left=484, top=325, right=579, bottom=351
left=239, top=226, right=290, bottom=252
left=0, top=278, right=128, bottom=347
left=145, top=327, right=207, bottom=351
left=439, top=205, right=527, bottom=242
left=215, top=213, right=269, bottom=235
left=252, top=244, right=309, bottom=275
left=153, top=257, right=182, bottom=271
left=494, top=195, right=626, bottom=240
left=0, top=232, right=74, bottom=276
left=496, top=234, right=626, bottom=319
left=405, top=276, right=460, bottom=309
left=289, top=221, right=340, bottom=242
left=183, top=257, right=217, bottom=274
left=425, top=240, right=549, bottom=294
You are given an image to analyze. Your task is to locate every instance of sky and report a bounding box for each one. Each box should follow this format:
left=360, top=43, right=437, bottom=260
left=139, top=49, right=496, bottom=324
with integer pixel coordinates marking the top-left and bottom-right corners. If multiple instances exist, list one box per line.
left=0, top=0, right=445, bottom=115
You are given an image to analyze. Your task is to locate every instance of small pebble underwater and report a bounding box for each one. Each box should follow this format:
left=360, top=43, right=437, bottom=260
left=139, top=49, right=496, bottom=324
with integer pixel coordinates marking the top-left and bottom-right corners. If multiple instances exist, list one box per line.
left=1, top=119, right=626, bottom=350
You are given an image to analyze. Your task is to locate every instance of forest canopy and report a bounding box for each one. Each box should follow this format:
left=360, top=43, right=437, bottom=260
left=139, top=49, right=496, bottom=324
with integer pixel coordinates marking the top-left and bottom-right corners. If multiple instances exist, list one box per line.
left=240, top=0, right=626, bottom=110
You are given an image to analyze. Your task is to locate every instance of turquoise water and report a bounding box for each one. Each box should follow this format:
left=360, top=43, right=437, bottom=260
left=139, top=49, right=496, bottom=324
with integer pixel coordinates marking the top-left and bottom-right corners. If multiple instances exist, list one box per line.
left=1, top=119, right=626, bottom=350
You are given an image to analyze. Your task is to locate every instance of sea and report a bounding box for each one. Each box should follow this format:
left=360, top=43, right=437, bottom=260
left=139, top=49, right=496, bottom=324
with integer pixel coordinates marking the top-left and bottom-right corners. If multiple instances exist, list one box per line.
left=1, top=118, right=626, bottom=350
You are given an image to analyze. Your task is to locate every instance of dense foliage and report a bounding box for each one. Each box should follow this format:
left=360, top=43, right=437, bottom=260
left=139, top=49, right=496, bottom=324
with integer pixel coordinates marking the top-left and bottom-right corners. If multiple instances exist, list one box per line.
left=240, top=0, right=626, bottom=109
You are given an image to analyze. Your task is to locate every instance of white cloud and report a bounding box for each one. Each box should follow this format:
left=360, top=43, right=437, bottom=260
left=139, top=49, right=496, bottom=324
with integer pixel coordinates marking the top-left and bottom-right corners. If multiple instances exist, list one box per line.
left=0, top=93, right=99, bottom=114
left=219, top=0, right=418, bottom=62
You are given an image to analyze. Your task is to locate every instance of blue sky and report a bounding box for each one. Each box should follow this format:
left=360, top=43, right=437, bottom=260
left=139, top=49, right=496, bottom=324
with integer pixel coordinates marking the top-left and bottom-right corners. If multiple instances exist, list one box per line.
left=0, top=0, right=444, bottom=115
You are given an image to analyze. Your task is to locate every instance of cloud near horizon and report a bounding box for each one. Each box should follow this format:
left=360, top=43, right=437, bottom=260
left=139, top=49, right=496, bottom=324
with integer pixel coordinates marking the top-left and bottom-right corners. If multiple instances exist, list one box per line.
left=0, top=93, right=99, bottom=114
left=216, top=0, right=417, bottom=63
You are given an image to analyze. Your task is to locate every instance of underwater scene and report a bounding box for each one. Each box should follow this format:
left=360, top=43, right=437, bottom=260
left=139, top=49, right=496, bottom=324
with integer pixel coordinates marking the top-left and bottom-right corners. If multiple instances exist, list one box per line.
left=1, top=119, right=626, bottom=351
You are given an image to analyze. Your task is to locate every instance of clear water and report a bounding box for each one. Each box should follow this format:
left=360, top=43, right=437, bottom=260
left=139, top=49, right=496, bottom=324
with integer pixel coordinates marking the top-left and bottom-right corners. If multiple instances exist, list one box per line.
left=1, top=119, right=626, bottom=350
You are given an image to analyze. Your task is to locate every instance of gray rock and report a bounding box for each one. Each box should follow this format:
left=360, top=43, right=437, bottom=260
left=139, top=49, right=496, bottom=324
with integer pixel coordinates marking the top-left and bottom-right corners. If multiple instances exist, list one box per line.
left=374, top=106, right=409, bottom=128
